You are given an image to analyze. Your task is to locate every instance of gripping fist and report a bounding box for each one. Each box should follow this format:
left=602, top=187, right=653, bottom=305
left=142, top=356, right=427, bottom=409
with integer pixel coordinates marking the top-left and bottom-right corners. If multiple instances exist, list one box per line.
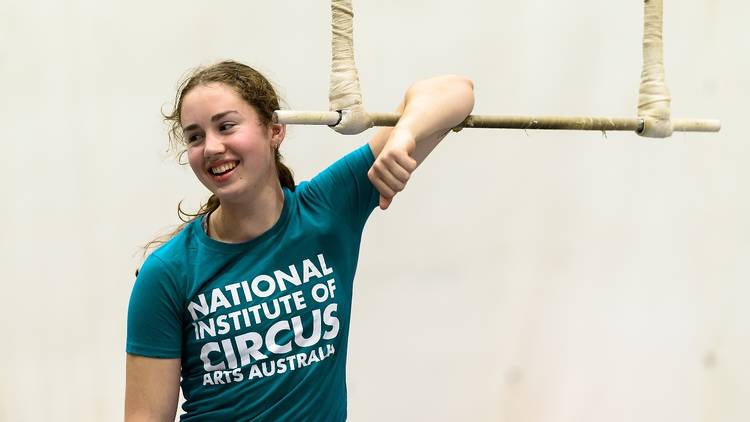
left=367, top=126, right=418, bottom=210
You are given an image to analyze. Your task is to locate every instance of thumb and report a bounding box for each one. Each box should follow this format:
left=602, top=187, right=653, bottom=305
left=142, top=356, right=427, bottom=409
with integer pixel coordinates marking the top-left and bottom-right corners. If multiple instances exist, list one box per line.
left=379, top=195, right=392, bottom=210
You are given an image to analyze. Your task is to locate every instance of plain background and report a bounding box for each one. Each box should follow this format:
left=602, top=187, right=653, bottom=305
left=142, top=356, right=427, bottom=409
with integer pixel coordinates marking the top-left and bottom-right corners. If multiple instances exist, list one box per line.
left=1, top=0, right=747, bottom=421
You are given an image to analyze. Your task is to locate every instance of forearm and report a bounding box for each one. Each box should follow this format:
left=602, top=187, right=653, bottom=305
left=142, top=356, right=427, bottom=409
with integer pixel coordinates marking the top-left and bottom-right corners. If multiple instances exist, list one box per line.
left=366, top=74, right=473, bottom=210
left=397, top=75, right=474, bottom=142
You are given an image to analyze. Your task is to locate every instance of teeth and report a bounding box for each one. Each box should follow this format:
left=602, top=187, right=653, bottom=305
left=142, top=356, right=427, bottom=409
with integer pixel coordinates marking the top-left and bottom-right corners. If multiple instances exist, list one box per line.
left=211, top=162, right=237, bottom=174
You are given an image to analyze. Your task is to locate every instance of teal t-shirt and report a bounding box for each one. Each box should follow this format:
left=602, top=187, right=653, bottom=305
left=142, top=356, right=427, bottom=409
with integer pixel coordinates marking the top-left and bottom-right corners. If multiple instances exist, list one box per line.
left=127, top=144, right=380, bottom=421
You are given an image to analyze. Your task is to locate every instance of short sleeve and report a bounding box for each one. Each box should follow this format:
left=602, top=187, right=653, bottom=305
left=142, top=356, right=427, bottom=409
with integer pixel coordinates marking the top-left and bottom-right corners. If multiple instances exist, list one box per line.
left=301, top=144, right=380, bottom=230
left=126, top=254, right=184, bottom=358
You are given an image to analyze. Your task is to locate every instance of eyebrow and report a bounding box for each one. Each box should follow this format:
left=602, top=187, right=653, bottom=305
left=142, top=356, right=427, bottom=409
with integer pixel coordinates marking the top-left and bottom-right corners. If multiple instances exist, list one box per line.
left=182, top=110, right=238, bottom=133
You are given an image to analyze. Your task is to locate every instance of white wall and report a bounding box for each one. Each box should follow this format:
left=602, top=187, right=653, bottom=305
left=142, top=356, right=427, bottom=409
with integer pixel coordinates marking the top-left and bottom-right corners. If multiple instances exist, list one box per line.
left=1, top=0, right=747, bottom=421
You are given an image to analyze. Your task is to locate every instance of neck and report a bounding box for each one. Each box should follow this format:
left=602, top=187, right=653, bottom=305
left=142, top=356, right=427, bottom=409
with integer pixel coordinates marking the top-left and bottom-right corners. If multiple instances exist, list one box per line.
left=209, top=182, right=285, bottom=244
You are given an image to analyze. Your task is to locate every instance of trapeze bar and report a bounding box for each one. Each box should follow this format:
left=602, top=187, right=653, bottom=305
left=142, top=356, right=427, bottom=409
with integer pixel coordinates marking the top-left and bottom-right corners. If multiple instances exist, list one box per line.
left=274, top=110, right=342, bottom=126
left=671, top=119, right=722, bottom=132
left=273, top=110, right=721, bottom=133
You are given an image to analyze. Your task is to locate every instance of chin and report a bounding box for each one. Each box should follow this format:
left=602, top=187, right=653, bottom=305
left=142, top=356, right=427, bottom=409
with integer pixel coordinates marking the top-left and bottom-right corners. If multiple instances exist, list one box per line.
left=213, top=181, right=261, bottom=204
left=211, top=187, right=245, bottom=203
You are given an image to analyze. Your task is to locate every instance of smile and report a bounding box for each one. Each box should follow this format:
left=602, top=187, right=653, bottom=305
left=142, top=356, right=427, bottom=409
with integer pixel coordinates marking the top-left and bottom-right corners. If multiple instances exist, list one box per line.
left=209, top=161, right=239, bottom=175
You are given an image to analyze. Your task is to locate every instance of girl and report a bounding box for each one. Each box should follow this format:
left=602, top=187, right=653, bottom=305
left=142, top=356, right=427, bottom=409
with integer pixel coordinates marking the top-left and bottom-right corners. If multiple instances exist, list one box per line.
left=126, top=60, right=474, bottom=421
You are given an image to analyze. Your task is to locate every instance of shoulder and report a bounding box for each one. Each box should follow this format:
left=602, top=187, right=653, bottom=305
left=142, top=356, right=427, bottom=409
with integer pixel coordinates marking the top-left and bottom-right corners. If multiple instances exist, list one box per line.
left=344, top=142, right=376, bottom=168
left=151, top=220, right=202, bottom=264
left=311, top=143, right=376, bottom=182
left=291, top=144, right=379, bottom=231
left=131, top=223, right=203, bottom=314
left=137, top=219, right=203, bottom=284
left=301, top=143, right=376, bottom=192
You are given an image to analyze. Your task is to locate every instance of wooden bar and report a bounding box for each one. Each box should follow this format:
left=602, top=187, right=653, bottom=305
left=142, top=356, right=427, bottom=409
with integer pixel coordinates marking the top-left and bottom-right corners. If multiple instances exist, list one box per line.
left=273, top=110, right=721, bottom=133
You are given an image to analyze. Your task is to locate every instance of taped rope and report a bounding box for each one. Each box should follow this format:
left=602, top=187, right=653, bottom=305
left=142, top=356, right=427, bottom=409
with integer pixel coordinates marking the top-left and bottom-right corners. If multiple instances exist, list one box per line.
left=638, top=0, right=673, bottom=138
left=329, top=0, right=372, bottom=134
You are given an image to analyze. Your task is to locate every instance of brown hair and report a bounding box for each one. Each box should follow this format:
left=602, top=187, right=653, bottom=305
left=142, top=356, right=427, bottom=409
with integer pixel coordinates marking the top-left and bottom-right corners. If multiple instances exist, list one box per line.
left=142, top=60, right=294, bottom=258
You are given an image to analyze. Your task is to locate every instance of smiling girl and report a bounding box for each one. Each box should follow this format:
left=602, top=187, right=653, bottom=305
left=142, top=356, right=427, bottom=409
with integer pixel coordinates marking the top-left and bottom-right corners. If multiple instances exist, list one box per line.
left=125, top=60, right=474, bottom=421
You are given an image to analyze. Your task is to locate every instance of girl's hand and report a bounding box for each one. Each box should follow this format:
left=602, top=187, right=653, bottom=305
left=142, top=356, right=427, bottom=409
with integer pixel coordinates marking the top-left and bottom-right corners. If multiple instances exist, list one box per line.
left=368, top=126, right=418, bottom=210
left=366, top=75, right=474, bottom=210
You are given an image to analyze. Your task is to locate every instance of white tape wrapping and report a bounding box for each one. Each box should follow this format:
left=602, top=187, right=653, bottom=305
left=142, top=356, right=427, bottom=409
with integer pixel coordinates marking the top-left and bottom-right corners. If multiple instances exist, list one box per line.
left=638, top=0, right=673, bottom=138
left=329, top=0, right=373, bottom=134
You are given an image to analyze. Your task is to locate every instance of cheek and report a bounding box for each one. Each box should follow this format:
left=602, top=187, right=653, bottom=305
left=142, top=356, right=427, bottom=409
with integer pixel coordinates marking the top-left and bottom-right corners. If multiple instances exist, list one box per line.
left=186, top=148, right=204, bottom=176
left=236, top=136, right=273, bottom=163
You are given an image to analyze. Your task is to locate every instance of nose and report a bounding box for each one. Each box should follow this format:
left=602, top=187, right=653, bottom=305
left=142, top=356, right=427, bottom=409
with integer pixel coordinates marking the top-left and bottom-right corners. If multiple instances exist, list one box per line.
left=203, top=129, right=226, bottom=157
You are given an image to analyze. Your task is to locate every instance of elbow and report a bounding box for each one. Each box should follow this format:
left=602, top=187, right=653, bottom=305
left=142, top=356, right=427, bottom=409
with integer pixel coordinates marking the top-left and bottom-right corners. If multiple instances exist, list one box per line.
left=459, top=75, right=475, bottom=108
left=443, top=74, right=475, bottom=115
left=410, top=74, right=473, bottom=95
left=440, top=73, right=473, bottom=90
left=450, top=74, right=474, bottom=92
left=413, top=74, right=475, bottom=108
left=445, top=74, right=474, bottom=105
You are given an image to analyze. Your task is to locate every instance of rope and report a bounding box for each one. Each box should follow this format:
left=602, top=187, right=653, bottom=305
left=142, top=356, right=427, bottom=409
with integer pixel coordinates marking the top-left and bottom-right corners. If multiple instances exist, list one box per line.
left=329, top=0, right=372, bottom=134
left=638, top=0, right=673, bottom=138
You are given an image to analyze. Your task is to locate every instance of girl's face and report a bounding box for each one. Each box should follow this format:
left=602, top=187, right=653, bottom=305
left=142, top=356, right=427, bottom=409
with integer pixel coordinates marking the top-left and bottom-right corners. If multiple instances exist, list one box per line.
left=181, top=83, right=284, bottom=203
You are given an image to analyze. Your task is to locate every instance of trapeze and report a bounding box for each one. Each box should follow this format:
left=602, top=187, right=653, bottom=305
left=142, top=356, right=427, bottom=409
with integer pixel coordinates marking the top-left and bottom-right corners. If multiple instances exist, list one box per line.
left=273, top=0, right=720, bottom=138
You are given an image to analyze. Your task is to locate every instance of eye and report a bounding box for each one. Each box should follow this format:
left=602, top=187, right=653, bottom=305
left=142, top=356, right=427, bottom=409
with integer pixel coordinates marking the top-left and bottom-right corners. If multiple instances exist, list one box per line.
left=219, top=122, right=236, bottom=132
left=187, top=133, right=204, bottom=144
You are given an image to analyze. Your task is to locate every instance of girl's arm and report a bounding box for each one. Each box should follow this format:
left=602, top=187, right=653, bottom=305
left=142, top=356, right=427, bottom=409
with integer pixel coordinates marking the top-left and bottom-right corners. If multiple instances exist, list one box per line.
left=125, top=354, right=181, bottom=422
left=367, top=75, right=475, bottom=209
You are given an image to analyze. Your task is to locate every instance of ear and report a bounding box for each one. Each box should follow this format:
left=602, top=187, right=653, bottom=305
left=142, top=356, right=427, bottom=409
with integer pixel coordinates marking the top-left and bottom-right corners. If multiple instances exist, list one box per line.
left=270, top=123, right=286, bottom=147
